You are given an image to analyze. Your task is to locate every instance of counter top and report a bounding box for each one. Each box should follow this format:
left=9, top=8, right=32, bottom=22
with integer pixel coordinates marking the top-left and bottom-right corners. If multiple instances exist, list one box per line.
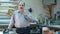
left=0, top=31, right=16, bottom=34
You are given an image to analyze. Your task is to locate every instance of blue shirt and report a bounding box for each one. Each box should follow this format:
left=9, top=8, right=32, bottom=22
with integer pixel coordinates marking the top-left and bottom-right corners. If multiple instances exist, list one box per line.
left=8, top=9, right=33, bottom=30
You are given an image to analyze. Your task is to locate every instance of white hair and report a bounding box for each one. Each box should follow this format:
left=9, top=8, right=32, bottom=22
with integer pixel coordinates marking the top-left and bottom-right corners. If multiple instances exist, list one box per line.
left=18, top=1, right=25, bottom=6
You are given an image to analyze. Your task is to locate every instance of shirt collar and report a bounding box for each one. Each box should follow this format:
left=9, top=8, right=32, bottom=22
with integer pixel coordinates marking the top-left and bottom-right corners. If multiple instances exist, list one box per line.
left=18, top=9, right=26, bottom=13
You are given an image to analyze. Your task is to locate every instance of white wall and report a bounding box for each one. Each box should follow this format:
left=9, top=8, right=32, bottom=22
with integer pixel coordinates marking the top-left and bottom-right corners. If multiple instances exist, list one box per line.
left=54, top=0, right=60, bottom=14
left=23, top=0, right=47, bottom=18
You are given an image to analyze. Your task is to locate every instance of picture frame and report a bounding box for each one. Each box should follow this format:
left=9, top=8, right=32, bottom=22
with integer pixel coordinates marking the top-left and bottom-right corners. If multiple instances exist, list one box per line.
left=42, top=0, right=56, bottom=5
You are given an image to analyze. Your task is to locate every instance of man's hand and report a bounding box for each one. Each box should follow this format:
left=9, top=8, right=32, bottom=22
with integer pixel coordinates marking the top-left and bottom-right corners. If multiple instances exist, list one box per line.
left=3, top=29, right=9, bottom=33
left=23, top=12, right=27, bottom=16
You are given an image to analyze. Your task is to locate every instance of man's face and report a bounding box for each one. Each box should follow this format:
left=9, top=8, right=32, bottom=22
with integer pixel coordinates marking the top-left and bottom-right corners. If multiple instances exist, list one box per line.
left=18, top=2, right=25, bottom=10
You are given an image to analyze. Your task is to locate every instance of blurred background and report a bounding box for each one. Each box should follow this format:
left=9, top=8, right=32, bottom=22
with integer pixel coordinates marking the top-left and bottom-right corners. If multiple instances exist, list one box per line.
left=0, top=0, right=60, bottom=34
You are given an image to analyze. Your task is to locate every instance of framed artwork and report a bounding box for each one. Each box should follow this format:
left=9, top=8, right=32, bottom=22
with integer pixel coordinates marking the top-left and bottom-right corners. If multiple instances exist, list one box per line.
left=42, top=0, right=56, bottom=5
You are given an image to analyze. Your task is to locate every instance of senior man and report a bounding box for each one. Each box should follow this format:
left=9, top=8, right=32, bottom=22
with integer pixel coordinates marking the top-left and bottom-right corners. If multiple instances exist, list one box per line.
left=8, top=1, right=33, bottom=34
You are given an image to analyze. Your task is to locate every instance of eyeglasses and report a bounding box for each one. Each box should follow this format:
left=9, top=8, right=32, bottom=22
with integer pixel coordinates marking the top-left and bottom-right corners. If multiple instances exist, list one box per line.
left=19, top=4, right=24, bottom=6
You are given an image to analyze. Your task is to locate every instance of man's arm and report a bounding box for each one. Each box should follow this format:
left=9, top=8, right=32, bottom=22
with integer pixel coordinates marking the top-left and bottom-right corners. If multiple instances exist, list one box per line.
left=8, top=15, right=15, bottom=30
left=23, top=11, right=33, bottom=22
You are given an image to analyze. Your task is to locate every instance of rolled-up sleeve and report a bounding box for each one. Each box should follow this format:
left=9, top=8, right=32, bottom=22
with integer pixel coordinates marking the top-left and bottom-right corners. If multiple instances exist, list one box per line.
left=24, top=11, right=33, bottom=22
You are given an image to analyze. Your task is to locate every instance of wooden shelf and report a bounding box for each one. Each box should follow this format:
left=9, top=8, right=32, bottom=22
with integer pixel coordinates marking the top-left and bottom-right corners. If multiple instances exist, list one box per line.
left=0, top=1, right=19, bottom=3
left=0, top=6, right=17, bottom=8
